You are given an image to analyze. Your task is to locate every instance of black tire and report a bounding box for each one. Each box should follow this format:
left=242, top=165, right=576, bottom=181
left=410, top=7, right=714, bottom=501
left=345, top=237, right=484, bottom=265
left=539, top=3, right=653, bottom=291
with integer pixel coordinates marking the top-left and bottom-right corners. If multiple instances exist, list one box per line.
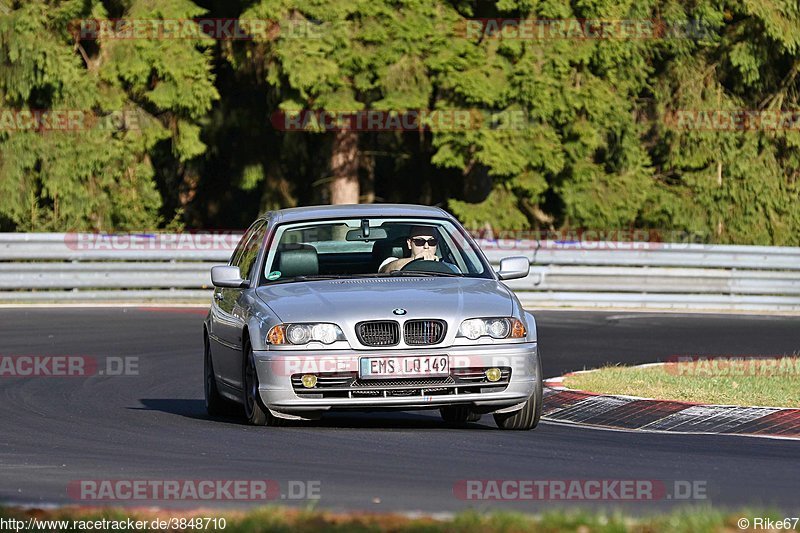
left=440, top=406, right=480, bottom=425
left=204, top=336, right=230, bottom=417
left=493, top=358, right=543, bottom=431
left=242, top=341, right=286, bottom=426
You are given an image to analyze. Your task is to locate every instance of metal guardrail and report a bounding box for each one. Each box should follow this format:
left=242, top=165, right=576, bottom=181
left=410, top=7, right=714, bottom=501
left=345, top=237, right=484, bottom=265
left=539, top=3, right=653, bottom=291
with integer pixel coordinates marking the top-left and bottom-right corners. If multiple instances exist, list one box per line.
left=1, top=233, right=799, bottom=311
left=0, top=233, right=233, bottom=261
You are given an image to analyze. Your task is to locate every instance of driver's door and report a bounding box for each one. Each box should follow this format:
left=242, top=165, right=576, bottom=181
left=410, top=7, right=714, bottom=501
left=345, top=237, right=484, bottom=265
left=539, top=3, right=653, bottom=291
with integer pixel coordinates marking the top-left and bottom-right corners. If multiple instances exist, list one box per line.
left=210, top=220, right=265, bottom=388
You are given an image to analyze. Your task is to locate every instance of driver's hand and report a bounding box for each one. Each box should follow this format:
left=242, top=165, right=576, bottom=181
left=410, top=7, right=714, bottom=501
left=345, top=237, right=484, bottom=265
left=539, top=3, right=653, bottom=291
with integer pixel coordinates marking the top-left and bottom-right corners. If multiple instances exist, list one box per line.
left=414, top=250, right=438, bottom=261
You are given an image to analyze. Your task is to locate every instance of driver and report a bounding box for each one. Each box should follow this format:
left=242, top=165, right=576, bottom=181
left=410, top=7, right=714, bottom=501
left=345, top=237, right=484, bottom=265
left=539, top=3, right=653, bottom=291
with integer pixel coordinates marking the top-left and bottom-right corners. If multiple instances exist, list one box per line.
left=379, top=225, right=446, bottom=273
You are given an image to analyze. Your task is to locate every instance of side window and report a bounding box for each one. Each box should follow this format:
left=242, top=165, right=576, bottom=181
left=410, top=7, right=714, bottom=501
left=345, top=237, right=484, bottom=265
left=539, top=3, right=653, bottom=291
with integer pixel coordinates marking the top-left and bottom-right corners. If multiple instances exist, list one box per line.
left=230, top=221, right=263, bottom=267
left=237, top=221, right=268, bottom=281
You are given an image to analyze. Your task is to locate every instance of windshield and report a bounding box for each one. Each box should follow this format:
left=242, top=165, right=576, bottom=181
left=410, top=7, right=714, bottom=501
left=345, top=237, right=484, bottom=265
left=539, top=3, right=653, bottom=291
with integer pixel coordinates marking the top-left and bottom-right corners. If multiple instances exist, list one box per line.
left=259, top=217, right=492, bottom=283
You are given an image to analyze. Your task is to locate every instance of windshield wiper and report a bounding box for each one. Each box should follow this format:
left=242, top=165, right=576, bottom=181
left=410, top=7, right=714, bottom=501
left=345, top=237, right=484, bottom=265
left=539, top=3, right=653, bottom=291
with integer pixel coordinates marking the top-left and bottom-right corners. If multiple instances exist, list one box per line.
left=291, top=274, right=351, bottom=281
left=264, top=274, right=350, bottom=284
left=386, top=270, right=464, bottom=278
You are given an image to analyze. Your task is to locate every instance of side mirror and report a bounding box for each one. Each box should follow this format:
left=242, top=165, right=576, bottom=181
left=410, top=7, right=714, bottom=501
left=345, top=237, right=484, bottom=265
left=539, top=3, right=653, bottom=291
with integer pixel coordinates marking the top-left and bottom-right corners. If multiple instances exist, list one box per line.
left=497, top=256, right=530, bottom=281
left=211, top=265, right=247, bottom=288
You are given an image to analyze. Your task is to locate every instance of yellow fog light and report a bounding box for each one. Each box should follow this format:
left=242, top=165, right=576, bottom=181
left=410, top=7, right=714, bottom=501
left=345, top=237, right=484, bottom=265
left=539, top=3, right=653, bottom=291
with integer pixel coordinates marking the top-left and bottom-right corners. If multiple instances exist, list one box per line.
left=301, top=374, right=318, bottom=388
left=485, top=368, right=501, bottom=382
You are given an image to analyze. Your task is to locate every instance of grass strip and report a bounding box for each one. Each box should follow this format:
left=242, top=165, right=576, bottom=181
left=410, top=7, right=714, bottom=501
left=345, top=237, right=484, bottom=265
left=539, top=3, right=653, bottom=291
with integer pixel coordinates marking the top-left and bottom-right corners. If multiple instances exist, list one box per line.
left=562, top=357, right=800, bottom=408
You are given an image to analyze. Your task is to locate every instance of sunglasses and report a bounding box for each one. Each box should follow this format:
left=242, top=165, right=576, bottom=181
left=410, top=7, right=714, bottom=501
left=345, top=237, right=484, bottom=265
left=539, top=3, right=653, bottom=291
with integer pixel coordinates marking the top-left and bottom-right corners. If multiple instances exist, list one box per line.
left=411, top=237, right=438, bottom=246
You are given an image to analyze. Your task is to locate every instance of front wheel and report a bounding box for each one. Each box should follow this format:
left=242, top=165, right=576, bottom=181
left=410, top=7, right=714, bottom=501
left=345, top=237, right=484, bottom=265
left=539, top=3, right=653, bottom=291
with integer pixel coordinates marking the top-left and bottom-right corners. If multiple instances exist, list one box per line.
left=242, top=342, right=285, bottom=426
left=494, top=360, right=543, bottom=431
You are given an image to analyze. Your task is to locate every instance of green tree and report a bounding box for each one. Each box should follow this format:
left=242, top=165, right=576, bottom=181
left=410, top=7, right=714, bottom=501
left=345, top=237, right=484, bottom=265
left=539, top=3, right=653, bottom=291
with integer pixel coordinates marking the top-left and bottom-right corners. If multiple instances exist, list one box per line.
left=0, top=0, right=217, bottom=230
left=644, top=0, right=800, bottom=244
left=234, top=0, right=456, bottom=204
left=443, top=0, right=800, bottom=244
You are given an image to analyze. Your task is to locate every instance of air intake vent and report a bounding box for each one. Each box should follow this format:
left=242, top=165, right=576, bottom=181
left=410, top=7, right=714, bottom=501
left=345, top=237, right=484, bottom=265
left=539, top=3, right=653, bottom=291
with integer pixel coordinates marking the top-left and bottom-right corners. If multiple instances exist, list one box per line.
left=356, top=320, right=400, bottom=346
left=404, top=319, right=446, bottom=345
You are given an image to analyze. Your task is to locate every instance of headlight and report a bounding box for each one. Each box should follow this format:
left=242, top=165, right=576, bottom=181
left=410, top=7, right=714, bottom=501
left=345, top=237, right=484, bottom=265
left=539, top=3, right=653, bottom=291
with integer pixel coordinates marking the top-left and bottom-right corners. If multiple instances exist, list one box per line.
left=267, top=323, right=345, bottom=345
left=287, top=324, right=312, bottom=344
left=457, top=318, right=526, bottom=340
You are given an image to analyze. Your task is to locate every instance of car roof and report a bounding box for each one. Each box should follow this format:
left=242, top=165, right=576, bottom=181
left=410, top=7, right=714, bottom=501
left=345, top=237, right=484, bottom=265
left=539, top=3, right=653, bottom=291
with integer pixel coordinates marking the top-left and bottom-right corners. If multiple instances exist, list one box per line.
left=266, top=204, right=452, bottom=224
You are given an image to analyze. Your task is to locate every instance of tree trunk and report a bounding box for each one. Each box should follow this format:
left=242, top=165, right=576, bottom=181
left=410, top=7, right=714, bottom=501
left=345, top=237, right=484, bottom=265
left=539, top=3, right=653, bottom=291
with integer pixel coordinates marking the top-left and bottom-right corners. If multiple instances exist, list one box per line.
left=330, top=129, right=359, bottom=204
left=463, top=160, right=492, bottom=202
left=360, top=133, right=376, bottom=203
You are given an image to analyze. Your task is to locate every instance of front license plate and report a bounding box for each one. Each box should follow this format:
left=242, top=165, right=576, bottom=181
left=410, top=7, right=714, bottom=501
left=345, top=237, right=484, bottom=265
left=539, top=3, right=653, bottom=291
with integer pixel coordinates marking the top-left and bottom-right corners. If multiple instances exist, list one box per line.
left=359, top=355, right=449, bottom=379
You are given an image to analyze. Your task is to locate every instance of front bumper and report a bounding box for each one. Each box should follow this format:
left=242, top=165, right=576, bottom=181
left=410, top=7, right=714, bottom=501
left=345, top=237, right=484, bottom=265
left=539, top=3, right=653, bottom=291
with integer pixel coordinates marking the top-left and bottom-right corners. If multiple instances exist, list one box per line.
left=253, top=342, right=539, bottom=419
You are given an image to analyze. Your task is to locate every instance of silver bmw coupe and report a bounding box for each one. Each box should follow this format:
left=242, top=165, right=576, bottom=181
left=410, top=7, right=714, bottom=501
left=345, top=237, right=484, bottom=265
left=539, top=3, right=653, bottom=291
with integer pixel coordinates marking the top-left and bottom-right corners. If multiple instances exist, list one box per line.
left=204, top=204, right=542, bottom=430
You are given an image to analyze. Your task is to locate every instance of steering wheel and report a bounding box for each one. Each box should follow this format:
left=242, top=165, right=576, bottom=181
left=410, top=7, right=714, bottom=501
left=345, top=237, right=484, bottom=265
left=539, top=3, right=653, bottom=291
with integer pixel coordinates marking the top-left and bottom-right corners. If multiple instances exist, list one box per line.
left=400, top=258, right=458, bottom=274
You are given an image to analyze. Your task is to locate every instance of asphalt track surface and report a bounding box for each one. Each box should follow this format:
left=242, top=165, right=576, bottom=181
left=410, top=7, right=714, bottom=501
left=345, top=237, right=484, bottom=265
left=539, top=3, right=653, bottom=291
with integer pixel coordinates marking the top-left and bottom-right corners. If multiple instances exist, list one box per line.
left=1, top=308, right=798, bottom=513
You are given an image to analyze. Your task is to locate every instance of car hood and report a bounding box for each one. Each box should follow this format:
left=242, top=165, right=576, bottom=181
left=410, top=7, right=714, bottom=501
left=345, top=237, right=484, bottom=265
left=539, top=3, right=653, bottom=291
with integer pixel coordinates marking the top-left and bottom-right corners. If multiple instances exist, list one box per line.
left=256, top=277, right=513, bottom=323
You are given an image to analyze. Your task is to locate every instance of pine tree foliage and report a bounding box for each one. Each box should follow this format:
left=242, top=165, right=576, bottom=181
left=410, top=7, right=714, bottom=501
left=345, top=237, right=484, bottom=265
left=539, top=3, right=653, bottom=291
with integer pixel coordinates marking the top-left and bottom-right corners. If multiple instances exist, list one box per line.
left=0, top=0, right=217, bottom=230
left=646, top=0, right=800, bottom=244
